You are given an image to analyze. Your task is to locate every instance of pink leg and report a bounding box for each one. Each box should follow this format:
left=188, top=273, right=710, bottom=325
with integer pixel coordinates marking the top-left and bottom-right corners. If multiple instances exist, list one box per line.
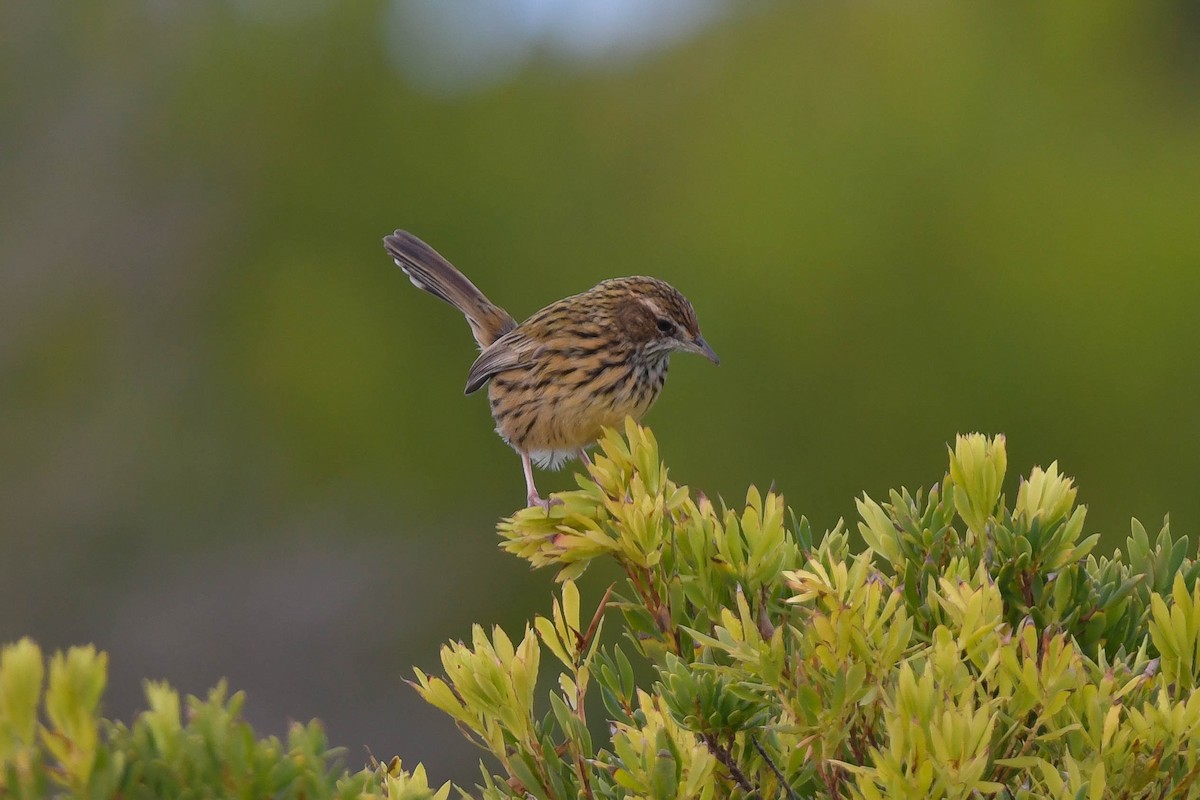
left=578, top=448, right=592, bottom=465
left=521, top=452, right=559, bottom=511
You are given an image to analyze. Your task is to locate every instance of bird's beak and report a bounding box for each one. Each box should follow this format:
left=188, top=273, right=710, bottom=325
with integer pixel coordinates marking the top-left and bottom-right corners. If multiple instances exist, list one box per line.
left=691, top=336, right=720, bottom=365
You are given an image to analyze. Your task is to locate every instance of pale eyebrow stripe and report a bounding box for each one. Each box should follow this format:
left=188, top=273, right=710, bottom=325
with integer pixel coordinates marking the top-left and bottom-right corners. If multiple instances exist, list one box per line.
left=638, top=297, right=663, bottom=317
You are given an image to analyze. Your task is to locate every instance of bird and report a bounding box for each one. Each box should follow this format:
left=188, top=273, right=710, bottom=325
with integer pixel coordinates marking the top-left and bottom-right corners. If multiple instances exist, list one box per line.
left=383, top=230, right=718, bottom=510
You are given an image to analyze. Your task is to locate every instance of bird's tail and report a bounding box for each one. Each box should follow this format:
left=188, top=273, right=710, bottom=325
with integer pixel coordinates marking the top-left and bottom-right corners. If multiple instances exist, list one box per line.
left=384, top=230, right=516, bottom=348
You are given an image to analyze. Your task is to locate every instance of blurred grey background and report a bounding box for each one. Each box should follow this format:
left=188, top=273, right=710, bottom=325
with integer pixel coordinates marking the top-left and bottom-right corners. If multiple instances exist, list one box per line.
left=3, top=0, right=1200, bottom=784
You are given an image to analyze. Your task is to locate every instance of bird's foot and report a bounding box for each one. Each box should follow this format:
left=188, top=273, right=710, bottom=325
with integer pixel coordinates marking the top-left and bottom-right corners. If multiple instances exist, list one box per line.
left=528, top=492, right=564, bottom=512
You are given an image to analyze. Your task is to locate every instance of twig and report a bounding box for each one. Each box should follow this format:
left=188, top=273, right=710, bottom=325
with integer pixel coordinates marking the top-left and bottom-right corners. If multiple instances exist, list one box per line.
left=578, top=583, right=616, bottom=655
left=702, top=733, right=758, bottom=796
left=751, top=734, right=798, bottom=800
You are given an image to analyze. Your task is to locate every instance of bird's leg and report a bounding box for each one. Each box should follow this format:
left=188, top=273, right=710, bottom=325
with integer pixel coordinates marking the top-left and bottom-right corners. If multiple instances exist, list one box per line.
left=577, top=448, right=592, bottom=466
left=521, top=451, right=561, bottom=511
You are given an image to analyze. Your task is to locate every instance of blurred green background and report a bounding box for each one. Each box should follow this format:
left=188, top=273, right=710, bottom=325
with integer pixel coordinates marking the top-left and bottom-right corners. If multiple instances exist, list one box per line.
left=3, top=0, right=1200, bottom=783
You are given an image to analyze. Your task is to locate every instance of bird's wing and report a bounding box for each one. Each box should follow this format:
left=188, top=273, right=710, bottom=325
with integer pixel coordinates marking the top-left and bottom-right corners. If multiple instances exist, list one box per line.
left=464, top=331, right=531, bottom=395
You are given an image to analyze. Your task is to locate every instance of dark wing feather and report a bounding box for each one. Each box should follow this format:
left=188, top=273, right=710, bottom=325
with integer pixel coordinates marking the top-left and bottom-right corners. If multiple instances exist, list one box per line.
left=464, top=331, right=530, bottom=394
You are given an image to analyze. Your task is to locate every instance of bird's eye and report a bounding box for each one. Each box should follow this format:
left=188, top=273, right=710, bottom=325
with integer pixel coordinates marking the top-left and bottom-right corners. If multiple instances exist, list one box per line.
left=656, top=318, right=676, bottom=335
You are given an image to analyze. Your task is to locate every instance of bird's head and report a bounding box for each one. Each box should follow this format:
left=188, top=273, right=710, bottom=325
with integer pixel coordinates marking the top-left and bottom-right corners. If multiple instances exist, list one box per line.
left=606, top=277, right=719, bottom=365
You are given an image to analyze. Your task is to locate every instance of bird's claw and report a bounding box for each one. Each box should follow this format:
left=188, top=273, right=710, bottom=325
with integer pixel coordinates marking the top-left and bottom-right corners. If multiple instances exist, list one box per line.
left=528, top=493, right=564, bottom=512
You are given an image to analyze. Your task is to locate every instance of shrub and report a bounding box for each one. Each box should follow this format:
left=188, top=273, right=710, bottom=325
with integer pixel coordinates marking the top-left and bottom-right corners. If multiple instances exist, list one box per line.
left=0, top=640, right=447, bottom=799
left=433, top=422, right=1200, bottom=798
left=5, top=421, right=1200, bottom=798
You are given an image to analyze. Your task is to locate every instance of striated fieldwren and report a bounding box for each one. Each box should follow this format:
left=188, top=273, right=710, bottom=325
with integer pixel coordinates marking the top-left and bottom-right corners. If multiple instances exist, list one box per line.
left=384, top=230, right=718, bottom=509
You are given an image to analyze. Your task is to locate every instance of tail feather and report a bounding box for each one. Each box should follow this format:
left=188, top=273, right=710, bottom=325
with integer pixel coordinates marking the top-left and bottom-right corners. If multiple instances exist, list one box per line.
left=384, top=230, right=516, bottom=348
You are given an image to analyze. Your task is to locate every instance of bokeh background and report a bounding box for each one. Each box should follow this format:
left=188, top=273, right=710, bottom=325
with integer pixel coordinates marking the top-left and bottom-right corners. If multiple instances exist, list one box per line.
left=3, top=0, right=1200, bottom=784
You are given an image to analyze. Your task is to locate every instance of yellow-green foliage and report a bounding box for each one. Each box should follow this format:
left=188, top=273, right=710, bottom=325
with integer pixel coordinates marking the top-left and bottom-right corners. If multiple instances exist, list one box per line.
left=426, top=421, right=1199, bottom=799
left=0, top=639, right=449, bottom=800
left=7, top=422, right=1200, bottom=799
